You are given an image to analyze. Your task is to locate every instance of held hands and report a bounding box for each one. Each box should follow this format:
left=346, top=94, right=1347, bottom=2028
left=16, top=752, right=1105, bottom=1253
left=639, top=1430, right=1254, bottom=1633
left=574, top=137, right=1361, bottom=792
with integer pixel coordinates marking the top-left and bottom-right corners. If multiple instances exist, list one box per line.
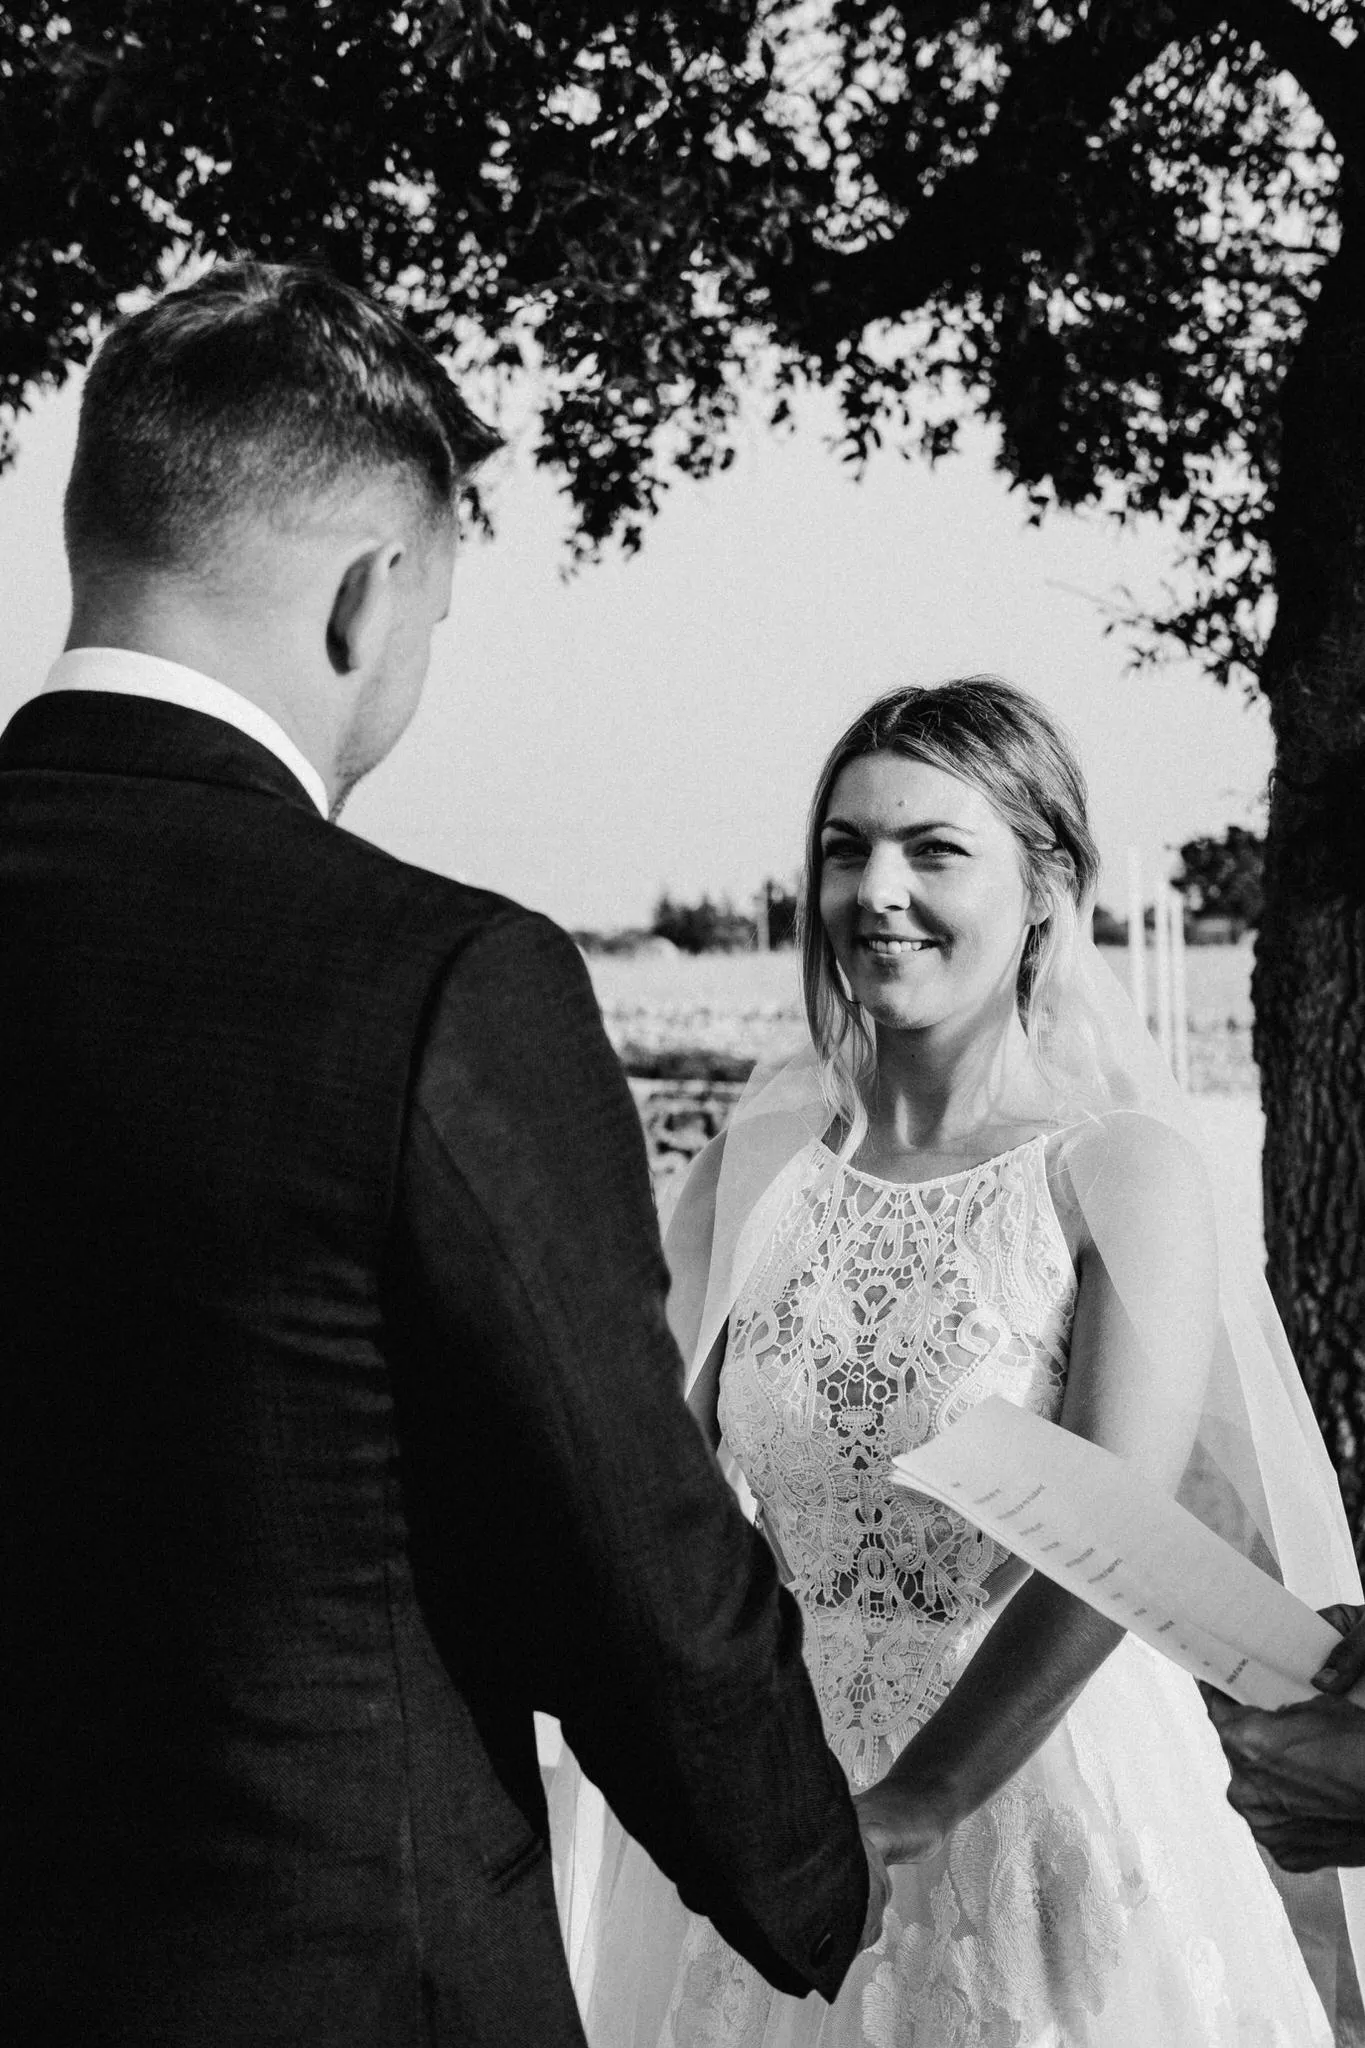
left=855, top=1769, right=961, bottom=1941
left=854, top=1775, right=956, bottom=1872
left=1201, top=1603, right=1365, bottom=1872
left=852, top=1778, right=957, bottom=1955
left=857, top=1835, right=893, bottom=1954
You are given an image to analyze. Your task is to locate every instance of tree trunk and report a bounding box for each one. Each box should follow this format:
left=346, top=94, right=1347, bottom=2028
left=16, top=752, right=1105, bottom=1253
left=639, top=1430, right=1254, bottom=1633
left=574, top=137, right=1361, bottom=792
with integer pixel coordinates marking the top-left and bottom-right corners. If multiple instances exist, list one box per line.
left=1254, top=199, right=1365, bottom=1553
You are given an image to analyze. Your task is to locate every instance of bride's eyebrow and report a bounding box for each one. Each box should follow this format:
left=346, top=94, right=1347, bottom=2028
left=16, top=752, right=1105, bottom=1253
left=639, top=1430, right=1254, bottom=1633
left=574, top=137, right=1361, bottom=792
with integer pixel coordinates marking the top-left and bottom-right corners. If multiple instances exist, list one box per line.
left=821, top=816, right=976, bottom=839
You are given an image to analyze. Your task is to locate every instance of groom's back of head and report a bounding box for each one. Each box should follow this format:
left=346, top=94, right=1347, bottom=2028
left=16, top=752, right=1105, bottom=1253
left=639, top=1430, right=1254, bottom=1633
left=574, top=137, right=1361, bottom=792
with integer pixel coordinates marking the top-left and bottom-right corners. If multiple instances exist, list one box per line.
left=63, top=259, right=501, bottom=585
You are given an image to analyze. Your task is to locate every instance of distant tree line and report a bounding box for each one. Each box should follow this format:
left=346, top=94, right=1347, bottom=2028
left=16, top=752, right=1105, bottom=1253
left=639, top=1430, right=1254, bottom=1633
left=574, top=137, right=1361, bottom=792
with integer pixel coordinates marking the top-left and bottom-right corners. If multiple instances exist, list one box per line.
left=649, top=881, right=799, bottom=955
left=644, top=827, right=1265, bottom=956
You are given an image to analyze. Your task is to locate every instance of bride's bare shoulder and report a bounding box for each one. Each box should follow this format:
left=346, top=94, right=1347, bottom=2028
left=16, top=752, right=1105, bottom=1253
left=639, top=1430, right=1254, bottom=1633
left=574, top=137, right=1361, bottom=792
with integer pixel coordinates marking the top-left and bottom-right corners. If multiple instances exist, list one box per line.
left=1051, top=1108, right=1209, bottom=1183
left=1046, top=1110, right=1216, bottom=1265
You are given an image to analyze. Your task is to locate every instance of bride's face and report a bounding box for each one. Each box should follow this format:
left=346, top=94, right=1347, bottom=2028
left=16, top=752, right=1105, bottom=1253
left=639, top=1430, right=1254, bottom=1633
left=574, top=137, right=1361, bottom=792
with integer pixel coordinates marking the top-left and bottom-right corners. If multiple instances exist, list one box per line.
left=818, top=753, right=1037, bottom=1039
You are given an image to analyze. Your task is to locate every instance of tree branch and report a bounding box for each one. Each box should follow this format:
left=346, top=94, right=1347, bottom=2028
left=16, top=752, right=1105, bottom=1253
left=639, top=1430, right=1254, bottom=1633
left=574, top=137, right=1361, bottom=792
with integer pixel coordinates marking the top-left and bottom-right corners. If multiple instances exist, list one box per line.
left=765, top=3, right=1197, bottom=343
left=891, top=2, right=982, bottom=40
left=764, top=1, right=1355, bottom=348
left=1211, top=0, right=1364, bottom=161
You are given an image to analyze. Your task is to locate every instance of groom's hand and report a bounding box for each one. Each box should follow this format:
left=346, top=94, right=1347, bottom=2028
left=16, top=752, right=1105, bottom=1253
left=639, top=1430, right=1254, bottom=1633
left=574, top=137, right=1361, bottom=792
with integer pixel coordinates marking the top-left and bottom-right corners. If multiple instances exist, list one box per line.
left=1310, top=1603, right=1365, bottom=1696
left=1201, top=1682, right=1365, bottom=1871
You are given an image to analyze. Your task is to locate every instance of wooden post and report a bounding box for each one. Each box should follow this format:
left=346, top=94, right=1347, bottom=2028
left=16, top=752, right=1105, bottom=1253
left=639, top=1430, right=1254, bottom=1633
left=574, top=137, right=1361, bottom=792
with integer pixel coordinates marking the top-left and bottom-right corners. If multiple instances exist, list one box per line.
left=1168, top=883, right=1191, bottom=1090
left=1153, top=867, right=1173, bottom=1069
left=1126, top=847, right=1148, bottom=1027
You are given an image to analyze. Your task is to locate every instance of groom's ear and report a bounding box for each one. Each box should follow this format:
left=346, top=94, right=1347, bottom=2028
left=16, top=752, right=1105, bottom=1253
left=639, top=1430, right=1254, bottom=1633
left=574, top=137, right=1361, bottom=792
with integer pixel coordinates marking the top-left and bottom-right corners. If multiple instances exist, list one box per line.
left=325, top=539, right=404, bottom=677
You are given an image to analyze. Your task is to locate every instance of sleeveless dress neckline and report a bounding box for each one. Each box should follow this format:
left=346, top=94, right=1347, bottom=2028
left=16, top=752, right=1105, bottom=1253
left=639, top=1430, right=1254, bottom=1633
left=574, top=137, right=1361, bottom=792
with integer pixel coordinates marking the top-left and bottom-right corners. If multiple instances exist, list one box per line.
left=817, top=1128, right=1053, bottom=1194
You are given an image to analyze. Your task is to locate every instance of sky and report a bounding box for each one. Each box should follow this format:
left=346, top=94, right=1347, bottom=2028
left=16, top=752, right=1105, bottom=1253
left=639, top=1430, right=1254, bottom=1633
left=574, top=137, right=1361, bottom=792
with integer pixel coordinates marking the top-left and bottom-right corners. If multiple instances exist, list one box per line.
left=0, top=374, right=1273, bottom=931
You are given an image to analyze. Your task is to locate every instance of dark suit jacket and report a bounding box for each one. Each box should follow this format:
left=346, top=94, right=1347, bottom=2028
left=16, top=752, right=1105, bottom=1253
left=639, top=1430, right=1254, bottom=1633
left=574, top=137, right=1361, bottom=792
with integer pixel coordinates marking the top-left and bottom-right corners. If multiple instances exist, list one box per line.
left=0, top=691, right=867, bottom=2046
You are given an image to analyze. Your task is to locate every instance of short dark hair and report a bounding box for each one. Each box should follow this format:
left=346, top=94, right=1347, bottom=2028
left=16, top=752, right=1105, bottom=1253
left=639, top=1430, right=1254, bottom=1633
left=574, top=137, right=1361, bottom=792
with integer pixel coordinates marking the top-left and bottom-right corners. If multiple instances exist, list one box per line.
left=64, top=259, right=503, bottom=574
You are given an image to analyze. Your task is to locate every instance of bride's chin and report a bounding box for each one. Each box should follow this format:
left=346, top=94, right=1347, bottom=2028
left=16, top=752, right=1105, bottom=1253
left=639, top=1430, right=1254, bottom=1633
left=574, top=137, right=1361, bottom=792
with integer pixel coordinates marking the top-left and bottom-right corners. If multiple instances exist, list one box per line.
left=861, top=995, right=931, bottom=1034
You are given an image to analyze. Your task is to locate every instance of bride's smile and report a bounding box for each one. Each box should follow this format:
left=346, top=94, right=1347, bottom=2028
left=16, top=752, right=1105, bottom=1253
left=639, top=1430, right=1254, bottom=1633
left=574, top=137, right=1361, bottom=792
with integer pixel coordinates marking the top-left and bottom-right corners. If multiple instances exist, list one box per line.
left=859, top=933, right=939, bottom=956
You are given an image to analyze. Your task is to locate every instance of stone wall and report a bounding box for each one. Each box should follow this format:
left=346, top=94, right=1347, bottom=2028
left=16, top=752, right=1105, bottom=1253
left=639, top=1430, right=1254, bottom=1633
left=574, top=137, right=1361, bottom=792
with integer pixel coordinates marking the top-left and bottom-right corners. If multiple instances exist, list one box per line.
left=627, top=1075, right=745, bottom=1201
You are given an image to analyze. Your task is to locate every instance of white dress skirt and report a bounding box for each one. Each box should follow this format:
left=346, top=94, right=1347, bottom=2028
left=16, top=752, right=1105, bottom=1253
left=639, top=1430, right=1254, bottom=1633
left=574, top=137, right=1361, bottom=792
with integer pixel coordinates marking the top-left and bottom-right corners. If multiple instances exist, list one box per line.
left=550, top=1139, right=1335, bottom=2047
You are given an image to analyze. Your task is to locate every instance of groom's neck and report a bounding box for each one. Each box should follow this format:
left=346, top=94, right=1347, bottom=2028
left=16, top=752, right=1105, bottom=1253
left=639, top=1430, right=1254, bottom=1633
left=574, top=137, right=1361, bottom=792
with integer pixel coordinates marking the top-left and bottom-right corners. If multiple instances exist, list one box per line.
left=65, top=577, right=335, bottom=795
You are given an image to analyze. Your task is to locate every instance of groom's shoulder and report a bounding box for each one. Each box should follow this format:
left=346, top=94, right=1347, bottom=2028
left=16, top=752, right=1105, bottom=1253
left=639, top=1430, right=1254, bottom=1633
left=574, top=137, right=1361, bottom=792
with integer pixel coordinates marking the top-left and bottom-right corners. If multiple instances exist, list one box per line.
left=316, top=826, right=586, bottom=986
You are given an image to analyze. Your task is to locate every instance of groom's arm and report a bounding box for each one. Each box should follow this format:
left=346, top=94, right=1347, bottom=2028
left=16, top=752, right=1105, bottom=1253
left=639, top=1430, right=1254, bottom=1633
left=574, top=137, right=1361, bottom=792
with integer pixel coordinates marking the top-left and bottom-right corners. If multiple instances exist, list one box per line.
left=386, top=907, right=871, bottom=2000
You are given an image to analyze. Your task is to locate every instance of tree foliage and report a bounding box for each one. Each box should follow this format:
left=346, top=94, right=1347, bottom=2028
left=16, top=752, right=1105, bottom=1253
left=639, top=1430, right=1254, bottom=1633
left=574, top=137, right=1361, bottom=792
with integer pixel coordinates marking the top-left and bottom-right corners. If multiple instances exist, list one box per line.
left=1172, top=824, right=1266, bottom=930
left=0, top=1, right=797, bottom=549
left=2, top=2, right=1358, bottom=676
left=651, top=889, right=757, bottom=952
left=749, top=1, right=1356, bottom=693
left=1090, top=903, right=1130, bottom=945
left=758, top=877, right=799, bottom=948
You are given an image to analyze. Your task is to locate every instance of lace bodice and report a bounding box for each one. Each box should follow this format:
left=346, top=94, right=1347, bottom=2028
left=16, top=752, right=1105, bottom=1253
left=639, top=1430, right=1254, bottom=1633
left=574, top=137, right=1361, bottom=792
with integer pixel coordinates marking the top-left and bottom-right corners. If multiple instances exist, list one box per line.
left=718, top=1136, right=1076, bottom=1789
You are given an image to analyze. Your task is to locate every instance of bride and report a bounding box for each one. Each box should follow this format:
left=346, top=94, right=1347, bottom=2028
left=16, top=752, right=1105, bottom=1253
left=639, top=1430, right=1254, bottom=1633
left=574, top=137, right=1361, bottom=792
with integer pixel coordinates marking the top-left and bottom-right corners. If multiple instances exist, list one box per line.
left=551, top=676, right=1361, bottom=2046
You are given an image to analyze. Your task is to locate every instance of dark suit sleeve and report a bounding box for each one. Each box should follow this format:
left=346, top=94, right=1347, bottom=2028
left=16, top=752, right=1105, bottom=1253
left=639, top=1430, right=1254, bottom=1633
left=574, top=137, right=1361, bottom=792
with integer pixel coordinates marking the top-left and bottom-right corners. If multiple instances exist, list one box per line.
left=385, top=908, right=867, bottom=2000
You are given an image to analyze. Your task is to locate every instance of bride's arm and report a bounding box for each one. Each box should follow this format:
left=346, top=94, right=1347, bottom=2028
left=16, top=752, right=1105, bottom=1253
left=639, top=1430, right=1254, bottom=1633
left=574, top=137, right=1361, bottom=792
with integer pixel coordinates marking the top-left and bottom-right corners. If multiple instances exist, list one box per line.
left=668, top=1133, right=801, bottom=1576
left=686, top=1326, right=726, bottom=1450
left=662, top=1132, right=723, bottom=1381
left=663, top=1130, right=731, bottom=1450
left=858, top=1114, right=1219, bottom=1863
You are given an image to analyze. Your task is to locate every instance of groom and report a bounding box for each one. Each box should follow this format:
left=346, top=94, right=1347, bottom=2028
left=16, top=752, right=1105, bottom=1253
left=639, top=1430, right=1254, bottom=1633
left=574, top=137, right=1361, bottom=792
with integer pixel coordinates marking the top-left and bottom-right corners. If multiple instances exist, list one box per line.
left=0, top=263, right=882, bottom=2045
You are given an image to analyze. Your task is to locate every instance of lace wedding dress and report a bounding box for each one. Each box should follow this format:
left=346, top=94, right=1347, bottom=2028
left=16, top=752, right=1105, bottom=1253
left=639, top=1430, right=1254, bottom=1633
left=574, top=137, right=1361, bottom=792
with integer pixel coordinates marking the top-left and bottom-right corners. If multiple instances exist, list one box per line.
left=559, top=1135, right=1332, bottom=2048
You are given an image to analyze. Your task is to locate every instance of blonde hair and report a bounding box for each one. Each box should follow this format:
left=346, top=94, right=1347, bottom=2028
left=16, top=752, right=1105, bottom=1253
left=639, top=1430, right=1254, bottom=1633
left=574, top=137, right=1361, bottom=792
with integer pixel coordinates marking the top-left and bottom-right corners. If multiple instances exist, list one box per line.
left=800, top=677, right=1101, bottom=1157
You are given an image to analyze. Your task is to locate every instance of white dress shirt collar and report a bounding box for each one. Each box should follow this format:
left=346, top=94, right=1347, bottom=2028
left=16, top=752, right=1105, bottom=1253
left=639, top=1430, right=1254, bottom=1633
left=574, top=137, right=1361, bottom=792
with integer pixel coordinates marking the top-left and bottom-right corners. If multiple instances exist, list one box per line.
left=43, top=646, right=330, bottom=819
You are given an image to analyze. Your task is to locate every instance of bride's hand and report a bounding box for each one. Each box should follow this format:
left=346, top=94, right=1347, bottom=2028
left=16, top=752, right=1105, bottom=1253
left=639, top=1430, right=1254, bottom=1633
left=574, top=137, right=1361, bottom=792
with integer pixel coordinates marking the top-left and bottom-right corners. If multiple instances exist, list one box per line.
left=854, top=1777, right=957, bottom=1867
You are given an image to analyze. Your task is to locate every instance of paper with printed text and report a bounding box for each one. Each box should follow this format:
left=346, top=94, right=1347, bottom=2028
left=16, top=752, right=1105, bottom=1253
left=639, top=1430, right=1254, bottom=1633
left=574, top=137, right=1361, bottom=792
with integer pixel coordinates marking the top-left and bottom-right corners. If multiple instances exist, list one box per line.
left=891, top=1398, right=1356, bottom=1709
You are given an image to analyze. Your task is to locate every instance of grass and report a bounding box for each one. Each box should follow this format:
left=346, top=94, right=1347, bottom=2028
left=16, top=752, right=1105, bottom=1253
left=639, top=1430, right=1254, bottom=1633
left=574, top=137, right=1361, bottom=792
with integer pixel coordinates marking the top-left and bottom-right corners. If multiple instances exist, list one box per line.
left=586, top=940, right=1257, bottom=1096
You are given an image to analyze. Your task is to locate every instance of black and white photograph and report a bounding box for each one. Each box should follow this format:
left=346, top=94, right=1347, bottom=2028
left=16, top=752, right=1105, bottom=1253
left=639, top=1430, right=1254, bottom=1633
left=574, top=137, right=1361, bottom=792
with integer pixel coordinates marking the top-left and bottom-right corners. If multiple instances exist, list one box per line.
left=2, top=5, right=1364, bottom=2043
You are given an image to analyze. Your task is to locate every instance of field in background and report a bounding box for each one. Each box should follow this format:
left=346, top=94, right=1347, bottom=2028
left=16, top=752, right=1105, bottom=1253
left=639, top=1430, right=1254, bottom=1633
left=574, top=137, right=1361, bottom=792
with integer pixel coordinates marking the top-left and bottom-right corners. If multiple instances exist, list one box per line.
left=588, top=939, right=1256, bottom=1094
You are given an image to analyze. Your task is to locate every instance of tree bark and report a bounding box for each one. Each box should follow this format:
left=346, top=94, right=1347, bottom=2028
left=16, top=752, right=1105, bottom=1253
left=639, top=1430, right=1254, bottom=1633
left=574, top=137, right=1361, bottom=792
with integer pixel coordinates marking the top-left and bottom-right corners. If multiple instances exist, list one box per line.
left=1254, top=199, right=1365, bottom=1553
